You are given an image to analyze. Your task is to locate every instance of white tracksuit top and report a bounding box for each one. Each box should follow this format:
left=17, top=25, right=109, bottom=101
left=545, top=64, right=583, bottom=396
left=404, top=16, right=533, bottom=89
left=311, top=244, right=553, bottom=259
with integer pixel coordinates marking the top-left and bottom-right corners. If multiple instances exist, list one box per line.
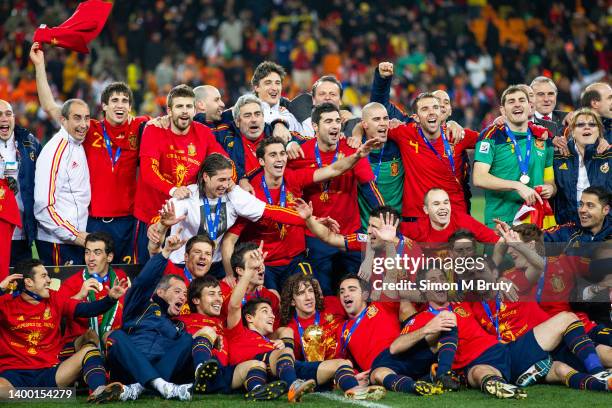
left=34, top=127, right=90, bottom=243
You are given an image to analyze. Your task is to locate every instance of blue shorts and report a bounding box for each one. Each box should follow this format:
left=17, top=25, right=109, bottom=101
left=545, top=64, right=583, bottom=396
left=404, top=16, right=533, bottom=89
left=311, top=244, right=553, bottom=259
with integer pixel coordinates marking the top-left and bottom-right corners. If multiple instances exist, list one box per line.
left=264, top=253, right=311, bottom=292
left=0, top=367, right=58, bottom=388
left=205, top=361, right=237, bottom=394
left=294, top=360, right=320, bottom=383
left=370, top=344, right=435, bottom=379
left=465, top=330, right=549, bottom=383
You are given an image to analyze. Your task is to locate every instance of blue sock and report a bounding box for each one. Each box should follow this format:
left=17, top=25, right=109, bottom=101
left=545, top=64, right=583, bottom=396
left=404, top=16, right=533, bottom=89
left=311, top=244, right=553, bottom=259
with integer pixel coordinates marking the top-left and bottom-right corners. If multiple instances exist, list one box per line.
left=382, top=373, right=415, bottom=393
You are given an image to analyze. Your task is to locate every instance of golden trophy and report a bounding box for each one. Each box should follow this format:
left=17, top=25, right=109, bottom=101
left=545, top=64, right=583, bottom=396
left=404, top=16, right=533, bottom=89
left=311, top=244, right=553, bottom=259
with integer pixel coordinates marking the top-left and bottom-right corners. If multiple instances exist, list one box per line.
left=302, top=325, right=326, bottom=362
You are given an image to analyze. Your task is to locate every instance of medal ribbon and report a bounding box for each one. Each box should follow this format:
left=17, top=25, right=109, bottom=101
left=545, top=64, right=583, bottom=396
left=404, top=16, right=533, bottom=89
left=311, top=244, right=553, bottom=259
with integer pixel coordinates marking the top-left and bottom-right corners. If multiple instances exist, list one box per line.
left=261, top=176, right=287, bottom=236
left=242, top=289, right=261, bottom=306
left=340, top=306, right=368, bottom=354
left=314, top=143, right=339, bottom=195
left=23, top=289, right=44, bottom=302
left=481, top=294, right=501, bottom=340
left=372, top=143, right=386, bottom=182
left=504, top=125, right=532, bottom=179
left=536, top=259, right=547, bottom=303
left=427, top=304, right=452, bottom=315
left=418, top=127, right=455, bottom=177
left=183, top=266, right=193, bottom=283
left=101, top=123, right=121, bottom=172
left=202, top=197, right=222, bottom=240
left=83, top=266, right=118, bottom=342
left=295, top=311, right=320, bottom=357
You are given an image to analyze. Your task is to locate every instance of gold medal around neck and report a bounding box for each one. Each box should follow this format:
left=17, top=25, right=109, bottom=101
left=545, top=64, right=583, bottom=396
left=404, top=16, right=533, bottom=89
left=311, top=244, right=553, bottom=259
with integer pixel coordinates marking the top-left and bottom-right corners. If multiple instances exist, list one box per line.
left=520, top=174, right=530, bottom=184
left=320, top=191, right=329, bottom=202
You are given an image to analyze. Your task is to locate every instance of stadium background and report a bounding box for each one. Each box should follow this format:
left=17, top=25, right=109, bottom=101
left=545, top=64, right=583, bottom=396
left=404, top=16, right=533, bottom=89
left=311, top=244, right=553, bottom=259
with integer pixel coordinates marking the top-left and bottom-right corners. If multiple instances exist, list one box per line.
left=1, top=0, right=611, bottom=406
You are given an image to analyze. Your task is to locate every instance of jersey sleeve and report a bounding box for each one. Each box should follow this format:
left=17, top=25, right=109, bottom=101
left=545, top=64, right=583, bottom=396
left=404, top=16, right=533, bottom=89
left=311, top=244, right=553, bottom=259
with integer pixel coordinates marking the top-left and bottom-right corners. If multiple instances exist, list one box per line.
left=474, top=138, right=495, bottom=165
left=228, top=186, right=267, bottom=221
left=544, top=141, right=554, bottom=182
left=288, top=167, right=316, bottom=189
left=400, top=312, right=430, bottom=334
left=460, top=128, right=480, bottom=149
left=227, top=217, right=248, bottom=237
left=459, top=213, right=499, bottom=243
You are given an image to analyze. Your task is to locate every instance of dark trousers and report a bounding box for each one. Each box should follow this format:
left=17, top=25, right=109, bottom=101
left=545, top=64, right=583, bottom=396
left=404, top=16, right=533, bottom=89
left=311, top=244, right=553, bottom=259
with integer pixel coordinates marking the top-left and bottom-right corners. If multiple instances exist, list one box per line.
left=10, top=239, right=32, bottom=266
left=87, top=216, right=136, bottom=264
left=306, top=236, right=361, bottom=295
left=133, top=220, right=151, bottom=265
left=36, top=240, right=84, bottom=266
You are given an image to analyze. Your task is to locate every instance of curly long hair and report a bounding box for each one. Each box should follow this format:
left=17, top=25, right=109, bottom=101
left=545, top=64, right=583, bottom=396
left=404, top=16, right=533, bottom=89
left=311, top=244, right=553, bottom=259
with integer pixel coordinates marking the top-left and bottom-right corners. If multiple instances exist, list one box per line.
left=279, top=274, right=325, bottom=326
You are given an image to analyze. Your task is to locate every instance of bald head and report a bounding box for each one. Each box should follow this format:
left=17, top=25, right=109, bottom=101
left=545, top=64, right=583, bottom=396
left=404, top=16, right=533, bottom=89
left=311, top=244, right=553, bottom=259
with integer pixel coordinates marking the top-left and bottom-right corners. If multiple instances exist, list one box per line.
left=193, top=85, right=225, bottom=121
left=361, top=102, right=389, bottom=141
left=583, top=82, right=612, bottom=119
left=0, top=99, right=15, bottom=141
left=432, top=90, right=451, bottom=121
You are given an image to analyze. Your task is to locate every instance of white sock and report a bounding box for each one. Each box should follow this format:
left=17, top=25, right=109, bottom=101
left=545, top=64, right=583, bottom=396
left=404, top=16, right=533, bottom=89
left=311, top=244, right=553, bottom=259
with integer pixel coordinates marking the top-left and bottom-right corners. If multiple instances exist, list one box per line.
left=151, top=378, right=173, bottom=396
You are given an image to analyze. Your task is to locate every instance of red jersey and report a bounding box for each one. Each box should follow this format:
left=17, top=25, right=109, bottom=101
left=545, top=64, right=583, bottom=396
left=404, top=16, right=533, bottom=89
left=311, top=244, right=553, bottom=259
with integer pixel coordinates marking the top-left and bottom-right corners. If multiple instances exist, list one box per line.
left=164, top=261, right=192, bottom=286
left=387, top=124, right=478, bottom=218
left=0, top=291, right=79, bottom=371
left=220, top=281, right=280, bottom=328
left=401, top=212, right=499, bottom=244
left=471, top=299, right=549, bottom=343
left=84, top=116, right=149, bottom=217
left=134, top=122, right=226, bottom=223
left=229, top=168, right=315, bottom=266
left=335, top=302, right=400, bottom=371
left=242, top=133, right=264, bottom=178
left=58, top=268, right=127, bottom=343
left=402, top=302, right=497, bottom=370
left=174, top=313, right=229, bottom=366
left=225, top=321, right=276, bottom=365
left=286, top=296, right=345, bottom=361
left=288, top=138, right=376, bottom=235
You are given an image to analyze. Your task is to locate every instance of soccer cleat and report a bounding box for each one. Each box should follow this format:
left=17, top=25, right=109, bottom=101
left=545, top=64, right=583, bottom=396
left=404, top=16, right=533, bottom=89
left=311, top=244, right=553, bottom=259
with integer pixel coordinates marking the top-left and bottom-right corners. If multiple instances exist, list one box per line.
left=344, top=385, right=386, bottom=401
left=163, top=383, right=192, bottom=401
left=412, top=381, right=443, bottom=396
left=430, top=363, right=461, bottom=391
left=87, top=382, right=124, bottom=404
left=592, top=369, right=612, bottom=382
left=287, top=378, right=316, bottom=403
left=482, top=379, right=527, bottom=399
left=194, top=359, right=219, bottom=393
left=515, top=356, right=552, bottom=387
left=245, top=380, right=287, bottom=401
left=119, top=383, right=144, bottom=401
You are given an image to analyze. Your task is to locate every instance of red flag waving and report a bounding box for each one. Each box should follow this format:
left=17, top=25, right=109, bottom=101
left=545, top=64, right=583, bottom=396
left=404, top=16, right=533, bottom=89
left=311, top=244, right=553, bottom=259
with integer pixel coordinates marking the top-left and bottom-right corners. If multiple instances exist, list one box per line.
left=33, top=0, right=113, bottom=54
left=0, top=179, right=21, bottom=280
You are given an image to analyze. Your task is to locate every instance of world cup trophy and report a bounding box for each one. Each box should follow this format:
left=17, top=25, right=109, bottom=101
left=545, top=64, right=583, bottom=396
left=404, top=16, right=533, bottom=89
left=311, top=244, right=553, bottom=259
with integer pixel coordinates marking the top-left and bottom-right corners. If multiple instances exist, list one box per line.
left=302, top=324, right=326, bottom=362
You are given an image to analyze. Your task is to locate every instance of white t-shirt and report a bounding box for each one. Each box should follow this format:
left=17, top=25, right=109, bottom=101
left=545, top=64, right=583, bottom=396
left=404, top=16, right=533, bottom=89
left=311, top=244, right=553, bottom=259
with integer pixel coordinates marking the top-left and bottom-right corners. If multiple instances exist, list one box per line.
left=576, top=153, right=590, bottom=205
left=169, top=184, right=266, bottom=264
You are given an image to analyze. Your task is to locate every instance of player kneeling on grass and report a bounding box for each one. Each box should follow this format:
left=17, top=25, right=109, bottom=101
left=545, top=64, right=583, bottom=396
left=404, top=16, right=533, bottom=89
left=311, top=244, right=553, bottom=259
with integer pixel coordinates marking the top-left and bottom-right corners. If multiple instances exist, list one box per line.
left=0, top=261, right=128, bottom=402
left=279, top=274, right=386, bottom=400
left=225, top=245, right=315, bottom=402
left=173, top=275, right=286, bottom=400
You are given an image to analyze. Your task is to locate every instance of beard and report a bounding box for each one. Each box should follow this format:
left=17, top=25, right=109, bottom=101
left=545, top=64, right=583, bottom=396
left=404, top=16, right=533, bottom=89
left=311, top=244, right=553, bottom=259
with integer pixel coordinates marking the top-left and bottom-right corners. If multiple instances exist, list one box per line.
left=172, top=116, right=192, bottom=131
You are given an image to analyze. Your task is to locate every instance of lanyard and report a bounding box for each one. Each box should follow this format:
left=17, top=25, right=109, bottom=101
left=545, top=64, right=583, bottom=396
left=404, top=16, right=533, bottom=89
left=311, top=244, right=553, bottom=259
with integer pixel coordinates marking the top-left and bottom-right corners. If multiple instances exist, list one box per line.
left=481, top=295, right=501, bottom=340
left=202, top=197, right=222, bottom=240
left=504, top=125, right=532, bottom=177
left=261, top=177, right=286, bottom=207
left=372, top=143, right=386, bottom=182
left=295, top=311, right=320, bottom=357
left=314, top=142, right=339, bottom=193
left=418, top=127, right=455, bottom=176
left=536, top=259, right=547, bottom=303
left=427, top=304, right=452, bottom=315
left=183, top=266, right=193, bottom=283
left=23, top=289, right=44, bottom=302
left=397, top=235, right=405, bottom=257
left=341, top=306, right=368, bottom=354
left=90, top=272, right=109, bottom=284
left=242, top=289, right=261, bottom=306
left=101, top=123, right=121, bottom=172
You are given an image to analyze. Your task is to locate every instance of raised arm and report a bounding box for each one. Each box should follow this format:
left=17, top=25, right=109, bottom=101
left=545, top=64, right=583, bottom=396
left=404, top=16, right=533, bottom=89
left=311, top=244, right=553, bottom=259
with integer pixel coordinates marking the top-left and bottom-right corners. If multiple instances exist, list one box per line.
left=227, top=247, right=261, bottom=329
left=312, top=137, right=383, bottom=183
left=294, top=199, right=346, bottom=249
left=30, top=42, right=62, bottom=123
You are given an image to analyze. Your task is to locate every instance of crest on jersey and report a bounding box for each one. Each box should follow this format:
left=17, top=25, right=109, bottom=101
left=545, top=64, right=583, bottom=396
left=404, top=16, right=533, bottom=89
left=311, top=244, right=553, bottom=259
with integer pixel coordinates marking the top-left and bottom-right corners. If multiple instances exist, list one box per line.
left=453, top=306, right=469, bottom=317
left=129, top=134, right=138, bottom=149
left=366, top=304, right=378, bottom=318
left=391, top=161, right=399, bottom=176
left=535, top=139, right=545, bottom=149
left=0, top=186, right=5, bottom=200
left=551, top=275, right=565, bottom=293
left=325, top=313, right=334, bottom=323
left=43, top=306, right=52, bottom=320
left=601, top=163, right=609, bottom=174
left=154, top=310, right=161, bottom=317
left=188, top=143, right=197, bottom=157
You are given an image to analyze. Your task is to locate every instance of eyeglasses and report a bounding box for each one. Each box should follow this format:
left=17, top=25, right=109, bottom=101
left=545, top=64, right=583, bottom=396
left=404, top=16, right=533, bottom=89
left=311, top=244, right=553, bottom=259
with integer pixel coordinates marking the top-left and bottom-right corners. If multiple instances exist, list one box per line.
left=574, top=122, right=597, bottom=128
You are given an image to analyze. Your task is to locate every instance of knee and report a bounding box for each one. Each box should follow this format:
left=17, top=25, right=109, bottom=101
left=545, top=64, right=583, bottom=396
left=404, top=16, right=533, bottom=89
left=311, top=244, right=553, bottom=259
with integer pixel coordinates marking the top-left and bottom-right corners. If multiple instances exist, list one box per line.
left=339, top=359, right=353, bottom=368
left=193, top=326, right=217, bottom=341
left=557, top=311, right=579, bottom=326
left=0, top=377, right=15, bottom=399
left=370, top=368, right=390, bottom=385
left=276, top=327, right=293, bottom=339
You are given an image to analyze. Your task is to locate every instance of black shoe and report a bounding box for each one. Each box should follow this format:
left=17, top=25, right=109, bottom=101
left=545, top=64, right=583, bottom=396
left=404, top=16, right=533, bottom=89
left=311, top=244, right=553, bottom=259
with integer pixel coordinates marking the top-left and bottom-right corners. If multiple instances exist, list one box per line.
left=436, top=372, right=460, bottom=391
left=245, top=380, right=288, bottom=401
left=194, top=359, right=219, bottom=393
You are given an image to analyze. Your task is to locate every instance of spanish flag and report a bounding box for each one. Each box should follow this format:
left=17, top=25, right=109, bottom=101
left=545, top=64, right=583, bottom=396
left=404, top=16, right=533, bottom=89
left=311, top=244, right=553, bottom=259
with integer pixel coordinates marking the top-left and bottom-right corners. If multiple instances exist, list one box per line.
left=0, top=178, right=21, bottom=280
left=33, top=0, right=113, bottom=54
left=513, top=186, right=557, bottom=229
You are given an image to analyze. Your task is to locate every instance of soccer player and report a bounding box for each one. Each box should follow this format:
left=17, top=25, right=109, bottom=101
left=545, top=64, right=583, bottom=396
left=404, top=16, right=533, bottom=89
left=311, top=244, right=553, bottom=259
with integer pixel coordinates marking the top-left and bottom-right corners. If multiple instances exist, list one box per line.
left=0, top=99, right=40, bottom=266
left=279, top=274, right=387, bottom=400
left=354, top=102, right=404, bottom=229
left=193, top=85, right=226, bottom=127
left=57, top=232, right=128, bottom=357
left=33, top=99, right=90, bottom=266
left=225, top=246, right=316, bottom=402
left=474, top=85, right=556, bottom=227
left=251, top=61, right=302, bottom=132
left=288, top=103, right=384, bottom=294
left=101, top=230, right=198, bottom=401
left=133, top=84, right=227, bottom=263
left=173, top=275, right=287, bottom=400
left=222, top=134, right=382, bottom=292
left=401, top=187, right=499, bottom=244
left=163, top=234, right=215, bottom=286
left=31, top=43, right=149, bottom=264
left=148, top=153, right=305, bottom=278
left=544, top=186, right=611, bottom=246
left=220, top=242, right=280, bottom=326
left=0, top=259, right=128, bottom=401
